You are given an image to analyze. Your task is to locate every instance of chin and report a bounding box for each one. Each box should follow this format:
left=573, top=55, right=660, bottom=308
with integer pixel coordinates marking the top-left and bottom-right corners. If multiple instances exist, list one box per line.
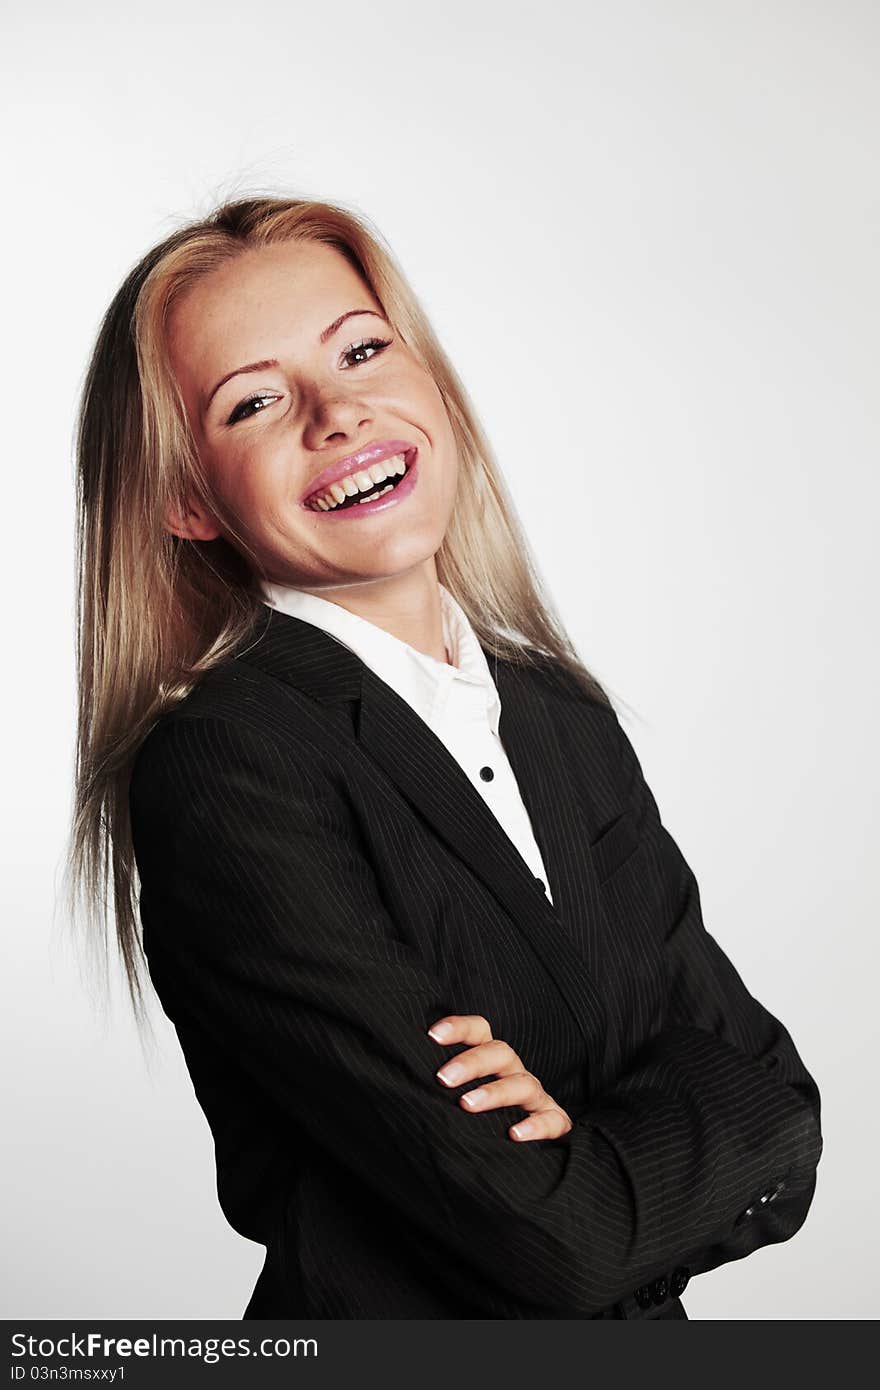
left=344, top=526, right=441, bottom=571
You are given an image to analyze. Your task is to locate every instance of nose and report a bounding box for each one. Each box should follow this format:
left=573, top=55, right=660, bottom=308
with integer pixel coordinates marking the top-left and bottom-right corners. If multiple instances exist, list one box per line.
left=300, top=389, right=374, bottom=451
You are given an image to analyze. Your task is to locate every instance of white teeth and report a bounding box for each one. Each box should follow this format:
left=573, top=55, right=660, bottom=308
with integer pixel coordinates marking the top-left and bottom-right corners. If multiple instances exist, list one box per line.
left=358, top=483, right=394, bottom=503
left=306, top=451, right=410, bottom=511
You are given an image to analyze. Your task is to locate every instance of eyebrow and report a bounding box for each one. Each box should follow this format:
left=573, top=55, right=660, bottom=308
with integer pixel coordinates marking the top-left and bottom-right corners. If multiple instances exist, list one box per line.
left=203, top=308, right=388, bottom=412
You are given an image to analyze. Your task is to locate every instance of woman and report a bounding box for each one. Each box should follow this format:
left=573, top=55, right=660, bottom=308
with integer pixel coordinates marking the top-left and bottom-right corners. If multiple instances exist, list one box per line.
left=67, top=195, right=823, bottom=1320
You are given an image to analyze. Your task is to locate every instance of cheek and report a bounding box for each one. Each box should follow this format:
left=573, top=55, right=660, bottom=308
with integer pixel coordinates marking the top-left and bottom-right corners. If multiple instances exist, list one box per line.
left=401, top=375, right=459, bottom=479
left=394, top=361, right=447, bottom=425
left=207, top=438, right=289, bottom=514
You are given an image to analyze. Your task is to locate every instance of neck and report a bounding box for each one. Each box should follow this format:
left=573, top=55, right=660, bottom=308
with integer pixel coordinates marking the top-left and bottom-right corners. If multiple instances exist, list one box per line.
left=273, top=559, right=450, bottom=664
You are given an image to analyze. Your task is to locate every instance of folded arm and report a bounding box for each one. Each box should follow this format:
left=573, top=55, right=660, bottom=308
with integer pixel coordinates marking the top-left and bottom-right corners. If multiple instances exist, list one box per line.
left=130, top=709, right=822, bottom=1316
left=586, top=706, right=823, bottom=1280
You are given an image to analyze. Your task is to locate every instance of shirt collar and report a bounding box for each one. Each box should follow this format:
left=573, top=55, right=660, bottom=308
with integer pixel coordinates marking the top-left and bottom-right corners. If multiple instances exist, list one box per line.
left=259, top=579, right=501, bottom=735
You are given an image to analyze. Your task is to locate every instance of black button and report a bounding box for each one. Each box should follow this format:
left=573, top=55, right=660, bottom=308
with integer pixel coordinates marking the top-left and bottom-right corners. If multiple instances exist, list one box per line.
left=535, top=876, right=546, bottom=891
left=728, top=1195, right=756, bottom=1228
left=479, top=766, right=494, bottom=781
left=650, top=1276, right=669, bottom=1305
left=735, top=1176, right=786, bottom=1227
left=634, top=1285, right=653, bottom=1309
left=759, top=1181, right=784, bottom=1205
left=670, top=1265, right=690, bottom=1297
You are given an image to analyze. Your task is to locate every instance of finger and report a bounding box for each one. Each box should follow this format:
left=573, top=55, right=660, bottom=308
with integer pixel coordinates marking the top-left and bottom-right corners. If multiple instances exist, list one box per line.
left=435, top=1039, right=525, bottom=1089
left=458, top=1071, right=547, bottom=1114
left=427, top=1015, right=492, bottom=1046
left=510, top=1106, right=573, bottom=1142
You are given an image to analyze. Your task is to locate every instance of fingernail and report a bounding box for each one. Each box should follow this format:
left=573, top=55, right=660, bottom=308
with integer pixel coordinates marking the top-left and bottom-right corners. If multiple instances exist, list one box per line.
left=461, top=1088, right=487, bottom=1108
left=428, top=1022, right=453, bottom=1042
left=511, top=1120, right=535, bottom=1139
left=437, top=1061, right=465, bottom=1085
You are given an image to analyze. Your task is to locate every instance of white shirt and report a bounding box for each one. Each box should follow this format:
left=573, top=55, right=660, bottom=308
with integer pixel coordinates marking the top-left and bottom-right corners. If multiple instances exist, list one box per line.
left=259, top=579, right=554, bottom=905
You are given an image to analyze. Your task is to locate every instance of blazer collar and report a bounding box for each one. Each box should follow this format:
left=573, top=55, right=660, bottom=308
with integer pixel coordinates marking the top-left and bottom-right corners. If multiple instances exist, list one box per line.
left=233, top=602, right=607, bottom=1059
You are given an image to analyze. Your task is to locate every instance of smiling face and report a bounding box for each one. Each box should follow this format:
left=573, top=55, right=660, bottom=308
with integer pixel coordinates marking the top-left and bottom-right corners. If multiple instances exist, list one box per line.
left=163, top=239, right=460, bottom=593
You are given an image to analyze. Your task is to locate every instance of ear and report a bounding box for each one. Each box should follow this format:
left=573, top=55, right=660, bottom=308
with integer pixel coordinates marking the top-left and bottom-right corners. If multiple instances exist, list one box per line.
left=163, top=495, right=222, bottom=542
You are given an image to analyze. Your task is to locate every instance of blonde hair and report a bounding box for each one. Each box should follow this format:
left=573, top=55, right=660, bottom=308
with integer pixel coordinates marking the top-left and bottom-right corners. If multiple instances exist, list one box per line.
left=63, top=193, right=613, bottom=1025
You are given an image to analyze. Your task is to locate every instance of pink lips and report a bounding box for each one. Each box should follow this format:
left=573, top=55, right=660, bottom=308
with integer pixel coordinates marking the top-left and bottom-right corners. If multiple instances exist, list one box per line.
left=303, top=451, right=420, bottom=520
left=300, top=439, right=418, bottom=505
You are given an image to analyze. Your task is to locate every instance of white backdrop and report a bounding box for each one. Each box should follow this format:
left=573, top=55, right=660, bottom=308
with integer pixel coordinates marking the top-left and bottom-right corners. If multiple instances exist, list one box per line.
left=3, top=0, right=877, bottom=1320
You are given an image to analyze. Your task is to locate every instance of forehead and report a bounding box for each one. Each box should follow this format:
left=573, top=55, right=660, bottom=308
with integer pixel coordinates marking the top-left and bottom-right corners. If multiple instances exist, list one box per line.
left=166, top=239, right=375, bottom=383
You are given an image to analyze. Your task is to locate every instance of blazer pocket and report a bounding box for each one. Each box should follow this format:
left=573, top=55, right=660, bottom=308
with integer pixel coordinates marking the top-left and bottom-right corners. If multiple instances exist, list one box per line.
left=589, top=808, right=641, bottom=883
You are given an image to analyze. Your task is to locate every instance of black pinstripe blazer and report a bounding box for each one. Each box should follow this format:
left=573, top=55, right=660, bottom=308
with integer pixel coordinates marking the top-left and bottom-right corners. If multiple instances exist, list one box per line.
left=128, top=601, right=823, bottom=1320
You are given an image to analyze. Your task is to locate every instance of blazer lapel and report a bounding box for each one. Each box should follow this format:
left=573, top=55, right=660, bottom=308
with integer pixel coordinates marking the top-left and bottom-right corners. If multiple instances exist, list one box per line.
left=492, top=658, right=607, bottom=986
left=234, top=603, right=607, bottom=1054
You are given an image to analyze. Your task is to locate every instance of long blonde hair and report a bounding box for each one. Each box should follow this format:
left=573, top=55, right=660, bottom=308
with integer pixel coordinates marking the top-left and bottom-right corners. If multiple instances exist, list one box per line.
left=64, top=193, right=614, bottom=1024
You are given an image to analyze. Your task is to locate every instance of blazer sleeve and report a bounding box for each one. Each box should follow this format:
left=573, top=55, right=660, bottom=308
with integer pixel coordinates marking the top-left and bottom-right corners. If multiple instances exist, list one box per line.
left=129, top=711, right=822, bottom=1317
left=586, top=706, right=823, bottom=1281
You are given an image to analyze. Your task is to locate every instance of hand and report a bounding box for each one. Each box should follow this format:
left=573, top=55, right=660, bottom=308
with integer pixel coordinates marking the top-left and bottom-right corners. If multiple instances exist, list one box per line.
left=428, top=1014, right=573, bottom=1141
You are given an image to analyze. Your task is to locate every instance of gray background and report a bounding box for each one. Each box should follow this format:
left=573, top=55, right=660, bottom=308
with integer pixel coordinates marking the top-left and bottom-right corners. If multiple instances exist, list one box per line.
left=3, top=0, right=877, bottom=1319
